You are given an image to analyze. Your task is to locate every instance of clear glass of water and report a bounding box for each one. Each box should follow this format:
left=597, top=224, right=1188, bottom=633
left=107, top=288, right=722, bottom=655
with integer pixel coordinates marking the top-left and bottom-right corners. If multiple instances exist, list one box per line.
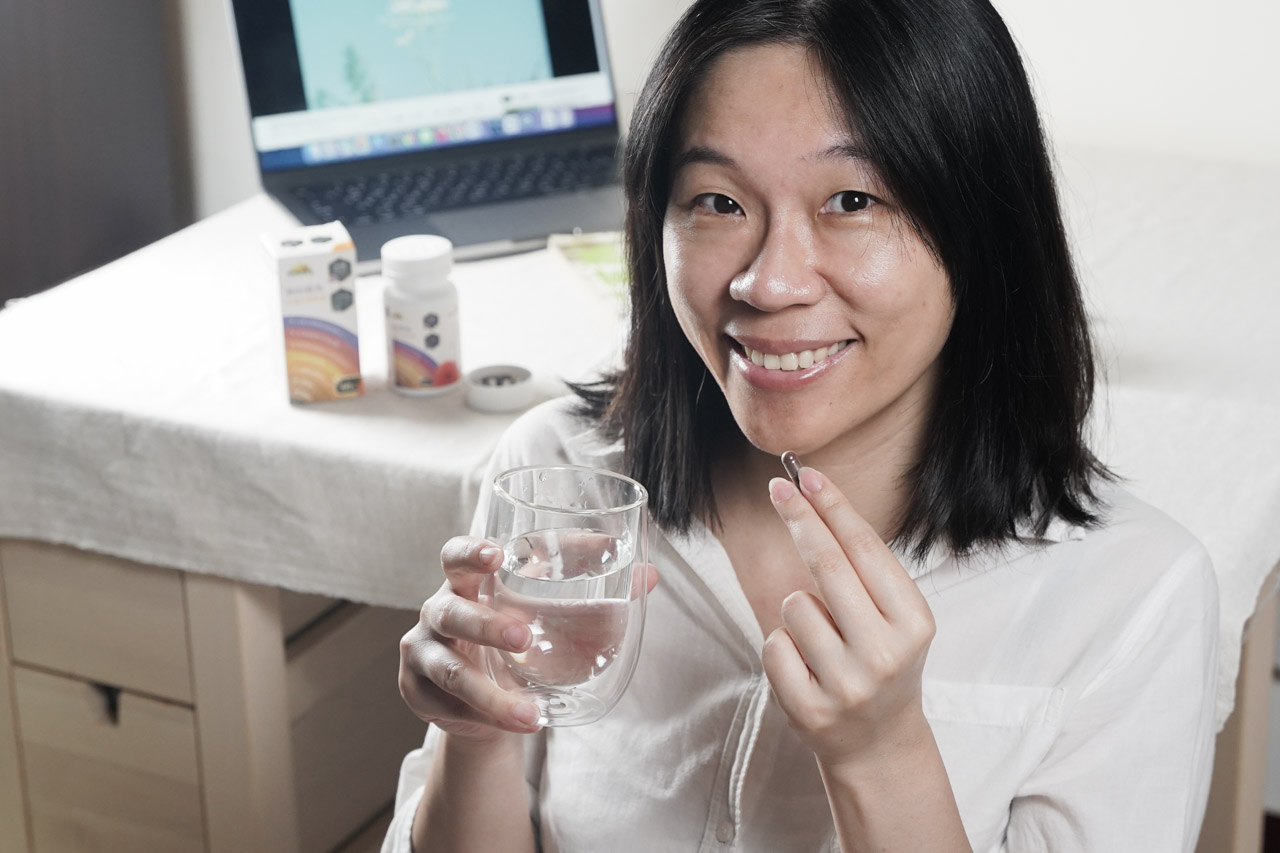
left=479, top=465, right=648, bottom=726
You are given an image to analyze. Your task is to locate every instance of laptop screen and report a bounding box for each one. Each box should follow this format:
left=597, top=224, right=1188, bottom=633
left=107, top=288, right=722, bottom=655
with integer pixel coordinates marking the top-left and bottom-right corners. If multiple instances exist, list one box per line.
left=230, top=0, right=618, bottom=173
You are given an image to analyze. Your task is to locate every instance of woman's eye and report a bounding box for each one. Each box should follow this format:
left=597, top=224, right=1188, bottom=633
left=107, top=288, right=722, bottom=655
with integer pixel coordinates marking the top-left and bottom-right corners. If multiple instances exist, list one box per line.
left=692, top=193, right=743, bottom=215
left=823, top=190, right=875, bottom=214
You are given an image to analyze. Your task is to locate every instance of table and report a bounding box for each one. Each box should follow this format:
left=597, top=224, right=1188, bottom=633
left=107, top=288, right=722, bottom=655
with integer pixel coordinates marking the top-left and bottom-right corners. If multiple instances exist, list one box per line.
left=0, top=146, right=1278, bottom=851
left=0, top=193, right=624, bottom=852
left=0, top=194, right=624, bottom=609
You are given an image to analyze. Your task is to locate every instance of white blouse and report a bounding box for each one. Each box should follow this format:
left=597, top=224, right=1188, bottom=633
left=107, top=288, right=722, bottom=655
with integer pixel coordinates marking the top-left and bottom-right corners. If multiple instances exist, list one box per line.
left=382, top=399, right=1218, bottom=853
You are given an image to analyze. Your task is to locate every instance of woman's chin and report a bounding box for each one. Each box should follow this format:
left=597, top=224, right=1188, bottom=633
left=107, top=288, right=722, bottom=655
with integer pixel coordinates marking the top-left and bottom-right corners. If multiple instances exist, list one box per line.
left=732, top=411, right=828, bottom=459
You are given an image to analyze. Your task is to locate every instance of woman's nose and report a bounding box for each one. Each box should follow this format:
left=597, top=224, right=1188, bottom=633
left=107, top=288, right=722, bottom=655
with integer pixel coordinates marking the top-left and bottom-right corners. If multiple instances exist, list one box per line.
left=727, top=216, right=825, bottom=311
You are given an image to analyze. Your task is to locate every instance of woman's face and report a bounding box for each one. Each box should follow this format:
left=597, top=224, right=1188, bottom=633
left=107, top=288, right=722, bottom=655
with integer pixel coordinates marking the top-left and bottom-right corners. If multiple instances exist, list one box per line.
left=662, top=44, right=954, bottom=459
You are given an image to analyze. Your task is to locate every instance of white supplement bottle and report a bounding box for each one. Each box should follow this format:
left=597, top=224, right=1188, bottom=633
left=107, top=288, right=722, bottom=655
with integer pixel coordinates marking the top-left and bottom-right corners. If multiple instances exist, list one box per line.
left=382, top=234, right=461, bottom=396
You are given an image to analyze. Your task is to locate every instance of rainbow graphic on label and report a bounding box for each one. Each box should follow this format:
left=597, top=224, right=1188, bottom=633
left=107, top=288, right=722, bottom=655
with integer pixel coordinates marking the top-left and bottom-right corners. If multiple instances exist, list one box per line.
left=284, top=316, right=362, bottom=402
left=392, top=342, right=460, bottom=390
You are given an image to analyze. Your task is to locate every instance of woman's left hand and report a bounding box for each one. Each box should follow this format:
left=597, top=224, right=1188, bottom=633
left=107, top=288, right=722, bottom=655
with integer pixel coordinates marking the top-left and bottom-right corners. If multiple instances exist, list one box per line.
left=763, top=465, right=937, bottom=773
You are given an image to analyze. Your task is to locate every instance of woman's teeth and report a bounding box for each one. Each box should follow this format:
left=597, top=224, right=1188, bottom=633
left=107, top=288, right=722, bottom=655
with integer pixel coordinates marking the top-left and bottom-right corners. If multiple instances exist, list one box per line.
left=743, top=341, right=847, bottom=371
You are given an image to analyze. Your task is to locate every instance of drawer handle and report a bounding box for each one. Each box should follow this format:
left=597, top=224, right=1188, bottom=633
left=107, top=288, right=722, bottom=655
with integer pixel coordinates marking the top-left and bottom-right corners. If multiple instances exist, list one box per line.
left=91, top=682, right=122, bottom=725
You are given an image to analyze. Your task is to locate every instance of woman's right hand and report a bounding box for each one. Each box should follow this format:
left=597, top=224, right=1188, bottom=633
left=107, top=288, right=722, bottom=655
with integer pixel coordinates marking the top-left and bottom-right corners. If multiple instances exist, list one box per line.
left=398, top=535, right=542, bottom=744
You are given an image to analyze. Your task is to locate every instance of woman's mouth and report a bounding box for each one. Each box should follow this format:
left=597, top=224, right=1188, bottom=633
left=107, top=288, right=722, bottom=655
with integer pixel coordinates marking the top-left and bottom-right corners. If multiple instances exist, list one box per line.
left=741, top=340, right=851, bottom=371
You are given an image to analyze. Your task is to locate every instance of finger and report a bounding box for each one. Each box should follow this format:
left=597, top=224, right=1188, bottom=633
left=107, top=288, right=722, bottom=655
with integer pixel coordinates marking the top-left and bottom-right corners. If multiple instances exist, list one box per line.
left=778, top=590, right=847, bottom=685
left=440, top=535, right=504, bottom=598
left=429, top=593, right=532, bottom=653
left=796, top=467, right=924, bottom=624
left=414, top=643, right=542, bottom=732
left=761, top=627, right=817, bottom=714
left=629, top=563, right=660, bottom=600
left=769, top=476, right=875, bottom=637
left=399, top=662, right=539, bottom=734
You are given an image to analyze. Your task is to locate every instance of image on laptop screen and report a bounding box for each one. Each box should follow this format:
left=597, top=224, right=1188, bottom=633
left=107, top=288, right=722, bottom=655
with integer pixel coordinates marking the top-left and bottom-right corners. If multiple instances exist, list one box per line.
left=242, top=0, right=618, bottom=172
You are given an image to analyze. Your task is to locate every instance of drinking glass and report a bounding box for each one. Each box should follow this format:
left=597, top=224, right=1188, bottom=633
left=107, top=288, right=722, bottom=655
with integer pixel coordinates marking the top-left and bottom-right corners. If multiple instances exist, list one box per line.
left=479, top=465, right=648, bottom=726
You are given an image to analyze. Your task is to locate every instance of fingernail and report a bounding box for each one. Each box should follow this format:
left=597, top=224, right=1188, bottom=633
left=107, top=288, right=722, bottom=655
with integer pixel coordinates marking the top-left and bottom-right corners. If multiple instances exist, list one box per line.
left=799, top=467, right=823, bottom=493
left=769, top=477, right=797, bottom=503
left=479, top=546, right=501, bottom=566
left=503, top=624, right=530, bottom=650
left=513, top=702, right=540, bottom=726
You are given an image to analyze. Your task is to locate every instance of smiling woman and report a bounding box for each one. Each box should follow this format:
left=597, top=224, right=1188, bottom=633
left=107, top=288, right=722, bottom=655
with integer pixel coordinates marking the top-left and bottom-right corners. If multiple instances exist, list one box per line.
left=385, top=1, right=1218, bottom=851
left=583, top=0, right=1108, bottom=565
left=661, top=44, right=955, bottom=485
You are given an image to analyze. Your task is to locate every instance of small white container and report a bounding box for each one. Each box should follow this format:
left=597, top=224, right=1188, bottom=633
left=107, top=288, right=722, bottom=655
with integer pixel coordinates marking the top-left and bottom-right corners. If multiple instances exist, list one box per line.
left=465, top=365, right=534, bottom=413
left=382, top=235, right=461, bottom=396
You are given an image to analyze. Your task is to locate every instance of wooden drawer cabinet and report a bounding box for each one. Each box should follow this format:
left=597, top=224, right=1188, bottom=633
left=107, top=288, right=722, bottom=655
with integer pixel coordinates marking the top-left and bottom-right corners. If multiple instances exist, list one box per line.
left=14, top=667, right=204, bottom=852
left=288, top=604, right=427, bottom=853
left=0, top=540, right=423, bottom=853
left=3, top=541, right=192, bottom=702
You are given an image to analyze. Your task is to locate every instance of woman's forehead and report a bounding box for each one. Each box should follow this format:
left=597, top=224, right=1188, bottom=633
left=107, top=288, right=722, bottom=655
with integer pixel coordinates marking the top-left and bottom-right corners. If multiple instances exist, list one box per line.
left=673, top=43, right=866, bottom=165
left=678, top=45, right=854, bottom=145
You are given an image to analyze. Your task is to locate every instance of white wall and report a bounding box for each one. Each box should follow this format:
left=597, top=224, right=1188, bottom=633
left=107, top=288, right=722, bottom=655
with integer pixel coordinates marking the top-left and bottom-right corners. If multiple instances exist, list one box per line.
left=175, top=0, right=259, bottom=221
left=178, top=0, right=1278, bottom=221
left=995, top=0, right=1280, bottom=168
left=597, top=0, right=694, bottom=125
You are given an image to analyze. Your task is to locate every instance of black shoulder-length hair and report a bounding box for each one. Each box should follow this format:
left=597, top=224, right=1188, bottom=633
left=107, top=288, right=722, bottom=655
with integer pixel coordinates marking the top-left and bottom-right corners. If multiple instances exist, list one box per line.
left=574, top=0, right=1111, bottom=560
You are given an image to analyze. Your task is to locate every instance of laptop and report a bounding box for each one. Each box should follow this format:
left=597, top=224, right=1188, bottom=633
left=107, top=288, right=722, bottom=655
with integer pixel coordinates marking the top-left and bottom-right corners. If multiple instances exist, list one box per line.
left=228, top=0, right=625, bottom=270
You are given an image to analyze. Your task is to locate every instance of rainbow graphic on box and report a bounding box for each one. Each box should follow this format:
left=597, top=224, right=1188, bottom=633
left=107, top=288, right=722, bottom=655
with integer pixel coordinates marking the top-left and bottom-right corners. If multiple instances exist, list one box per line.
left=263, top=221, right=363, bottom=404
left=392, top=341, right=459, bottom=390
left=284, top=317, right=363, bottom=402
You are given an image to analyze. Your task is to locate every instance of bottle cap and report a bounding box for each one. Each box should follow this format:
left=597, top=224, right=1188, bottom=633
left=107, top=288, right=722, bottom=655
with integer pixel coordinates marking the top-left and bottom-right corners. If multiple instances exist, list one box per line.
left=381, top=234, right=453, bottom=283
left=465, top=365, right=535, bottom=413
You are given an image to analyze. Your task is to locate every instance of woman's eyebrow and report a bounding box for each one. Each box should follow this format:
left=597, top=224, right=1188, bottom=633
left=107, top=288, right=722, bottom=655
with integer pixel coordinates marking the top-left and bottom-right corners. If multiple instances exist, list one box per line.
left=671, top=145, right=737, bottom=174
left=813, top=141, right=873, bottom=163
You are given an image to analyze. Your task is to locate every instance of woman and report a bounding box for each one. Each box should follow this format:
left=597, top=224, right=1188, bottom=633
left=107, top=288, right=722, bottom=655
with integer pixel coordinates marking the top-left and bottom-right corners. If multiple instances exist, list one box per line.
left=387, top=0, right=1218, bottom=850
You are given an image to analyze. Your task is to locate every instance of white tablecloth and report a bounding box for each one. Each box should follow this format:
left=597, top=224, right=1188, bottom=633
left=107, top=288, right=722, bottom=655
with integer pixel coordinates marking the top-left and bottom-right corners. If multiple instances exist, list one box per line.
left=0, top=194, right=623, bottom=609
left=1, top=148, right=1277, bottom=726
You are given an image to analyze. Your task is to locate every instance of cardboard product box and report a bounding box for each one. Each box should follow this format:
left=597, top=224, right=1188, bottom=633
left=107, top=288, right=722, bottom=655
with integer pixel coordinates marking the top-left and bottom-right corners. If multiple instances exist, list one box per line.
left=262, top=222, right=362, bottom=403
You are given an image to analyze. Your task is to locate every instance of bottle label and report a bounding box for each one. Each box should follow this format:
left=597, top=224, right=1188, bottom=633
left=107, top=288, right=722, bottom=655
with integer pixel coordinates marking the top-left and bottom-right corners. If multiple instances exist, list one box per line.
left=386, top=302, right=460, bottom=391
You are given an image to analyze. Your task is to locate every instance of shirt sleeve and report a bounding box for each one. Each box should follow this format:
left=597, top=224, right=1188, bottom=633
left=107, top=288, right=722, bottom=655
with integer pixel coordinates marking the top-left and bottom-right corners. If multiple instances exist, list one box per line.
left=379, top=727, right=439, bottom=853
left=379, top=725, right=548, bottom=852
left=1005, top=543, right=1219, bottom=852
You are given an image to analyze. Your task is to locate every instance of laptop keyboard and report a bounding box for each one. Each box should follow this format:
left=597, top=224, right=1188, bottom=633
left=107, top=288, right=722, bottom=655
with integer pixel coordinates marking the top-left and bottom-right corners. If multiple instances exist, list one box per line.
left=290, top=143, right=618, bottom=227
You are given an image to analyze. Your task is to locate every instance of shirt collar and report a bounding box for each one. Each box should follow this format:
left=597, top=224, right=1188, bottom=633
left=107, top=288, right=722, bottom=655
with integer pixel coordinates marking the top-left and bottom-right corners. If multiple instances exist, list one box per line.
left=562, top=421, right=623, bottom=465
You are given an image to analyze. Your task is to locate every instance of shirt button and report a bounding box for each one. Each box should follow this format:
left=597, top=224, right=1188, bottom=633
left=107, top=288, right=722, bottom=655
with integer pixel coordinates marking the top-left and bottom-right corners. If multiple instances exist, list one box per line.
left=716, top=820, right=735, bottom=843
